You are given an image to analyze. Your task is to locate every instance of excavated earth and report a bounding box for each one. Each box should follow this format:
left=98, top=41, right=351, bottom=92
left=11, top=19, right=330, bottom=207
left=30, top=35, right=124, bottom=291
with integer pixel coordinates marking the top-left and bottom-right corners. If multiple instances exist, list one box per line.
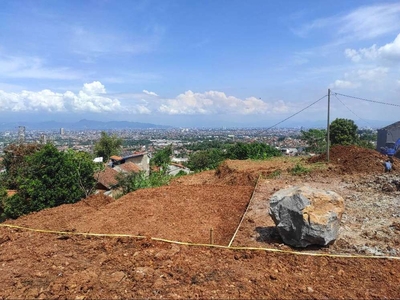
left=0, top=145, right=399, bottom=299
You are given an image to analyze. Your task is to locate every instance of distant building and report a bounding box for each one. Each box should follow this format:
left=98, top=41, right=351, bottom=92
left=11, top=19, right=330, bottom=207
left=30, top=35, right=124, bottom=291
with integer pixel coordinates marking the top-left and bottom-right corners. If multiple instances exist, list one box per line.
left=110, top=152, right=150, bottom=175
left=60, top=128, right=65, bottom=135
left=376, top=121, right=400, bottom=150
left=167, top=163, right=191, bottom=176
left=40, top=134, right=47, bottom=144
left=18, top=126, right=25, bottom=144
left=280, top=147, right=298, bottom=156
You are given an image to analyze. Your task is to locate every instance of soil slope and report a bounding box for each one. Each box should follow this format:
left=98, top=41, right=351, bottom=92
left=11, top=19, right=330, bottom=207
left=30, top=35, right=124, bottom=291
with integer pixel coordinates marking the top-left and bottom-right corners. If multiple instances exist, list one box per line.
left=0, top=145, right=399, bottom=299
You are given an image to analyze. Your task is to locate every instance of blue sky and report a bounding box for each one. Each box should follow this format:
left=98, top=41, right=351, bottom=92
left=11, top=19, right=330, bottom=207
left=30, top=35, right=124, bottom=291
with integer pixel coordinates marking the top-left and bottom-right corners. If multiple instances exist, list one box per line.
left=1, top=0, right=400, bottom=127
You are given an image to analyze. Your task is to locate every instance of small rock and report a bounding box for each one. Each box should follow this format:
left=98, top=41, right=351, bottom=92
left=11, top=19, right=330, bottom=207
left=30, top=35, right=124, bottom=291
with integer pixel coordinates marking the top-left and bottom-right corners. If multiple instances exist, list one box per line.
left=111, top=271, right=125, bottom=283
left=269, top=274, right=277, bottom=280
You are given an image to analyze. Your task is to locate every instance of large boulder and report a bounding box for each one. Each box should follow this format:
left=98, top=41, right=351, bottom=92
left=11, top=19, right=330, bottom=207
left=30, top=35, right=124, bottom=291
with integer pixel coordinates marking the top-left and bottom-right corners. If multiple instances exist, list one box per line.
left=269, top=185, right=344, bottom=247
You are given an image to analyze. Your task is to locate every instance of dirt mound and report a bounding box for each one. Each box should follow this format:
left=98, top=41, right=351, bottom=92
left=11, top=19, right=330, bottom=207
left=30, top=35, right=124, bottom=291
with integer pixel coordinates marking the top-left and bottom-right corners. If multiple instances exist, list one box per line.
left=8, top=184, right=253, bottom=245
left=309, top=145, right=399, bottom=174
left=170, top=170, right=216, bottom=185
left=172, top=158, right=302, bottom=187
left=80, top=193, right=115, bottom=209
left=215, top=160, right=259, bottom=186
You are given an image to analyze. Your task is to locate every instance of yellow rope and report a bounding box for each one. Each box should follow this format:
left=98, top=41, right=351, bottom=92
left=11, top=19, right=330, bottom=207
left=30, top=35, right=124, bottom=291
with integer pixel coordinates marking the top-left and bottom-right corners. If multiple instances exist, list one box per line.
left=1, top=223, right=399, bottom=260
left=228, top=175, right=260, bottom=247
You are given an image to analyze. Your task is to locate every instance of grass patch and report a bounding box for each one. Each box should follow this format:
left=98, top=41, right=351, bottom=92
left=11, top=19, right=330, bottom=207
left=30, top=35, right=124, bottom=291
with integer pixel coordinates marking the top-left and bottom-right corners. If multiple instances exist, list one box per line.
left=267, top=170, right=282, bottom=178
left=290, top=163, right=310, bottom=176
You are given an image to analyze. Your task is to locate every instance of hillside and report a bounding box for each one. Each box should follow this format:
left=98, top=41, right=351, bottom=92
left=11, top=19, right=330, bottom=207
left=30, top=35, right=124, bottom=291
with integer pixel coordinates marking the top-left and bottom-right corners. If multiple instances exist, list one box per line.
left=0, top=145, right=399, bottom=299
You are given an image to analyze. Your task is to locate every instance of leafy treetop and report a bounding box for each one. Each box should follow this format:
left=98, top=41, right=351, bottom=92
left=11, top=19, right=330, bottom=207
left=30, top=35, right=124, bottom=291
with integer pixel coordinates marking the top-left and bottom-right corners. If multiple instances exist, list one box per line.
left=94, top=131, right=123, bottom=162
left=329, top=118, right=358, bottom=145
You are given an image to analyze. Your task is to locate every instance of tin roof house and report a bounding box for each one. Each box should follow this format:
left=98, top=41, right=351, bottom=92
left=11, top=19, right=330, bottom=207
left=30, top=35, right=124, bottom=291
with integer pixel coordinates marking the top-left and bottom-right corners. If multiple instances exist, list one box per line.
left=376, top=121, right=400, bottom=150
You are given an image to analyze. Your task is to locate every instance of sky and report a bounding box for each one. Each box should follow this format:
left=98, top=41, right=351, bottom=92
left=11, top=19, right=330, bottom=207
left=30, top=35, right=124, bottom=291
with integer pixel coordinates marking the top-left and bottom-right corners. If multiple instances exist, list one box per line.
left=0, top=0, right=400, bottom=128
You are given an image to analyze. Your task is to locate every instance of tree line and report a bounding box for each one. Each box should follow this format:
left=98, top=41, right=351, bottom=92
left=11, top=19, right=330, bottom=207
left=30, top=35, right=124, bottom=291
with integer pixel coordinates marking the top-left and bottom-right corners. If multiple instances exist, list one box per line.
left=300, top=118, right=376, bottom=153
left=186, top=142, right=282, bottom=171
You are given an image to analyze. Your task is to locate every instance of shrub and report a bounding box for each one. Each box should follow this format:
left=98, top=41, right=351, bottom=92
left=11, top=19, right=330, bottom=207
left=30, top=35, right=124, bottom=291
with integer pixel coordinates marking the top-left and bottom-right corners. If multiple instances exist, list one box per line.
left=290, top=163, right=310, bottom=176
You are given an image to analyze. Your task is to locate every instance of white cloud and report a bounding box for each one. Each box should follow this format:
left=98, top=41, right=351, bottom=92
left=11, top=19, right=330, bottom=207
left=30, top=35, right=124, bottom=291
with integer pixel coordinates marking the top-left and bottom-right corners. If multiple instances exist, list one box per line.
left=82, top=81, right=106, bottom=95
left=0, top=54, right=82, bottom=80
left=340, top=4, right=400, bottom=40
left=330, top=67, right=388, bottom=90
left=0, top=81, right=122, bottom=113
left=295, top=3, right=400, bottom=41
left=344, top=48, right=362, bottom=62
left=143, top=89, right=158, bottom=96
left=330, top=80, right=359, bottom=89
left=136, top=105, right=151, bottom=114
left=345, top=33, right=400, bottom=62
left=0, top=83, right=295, bottom=116
left=158, top=90, right=287, bottom=115
left=354, top=67, right=389, bottom=81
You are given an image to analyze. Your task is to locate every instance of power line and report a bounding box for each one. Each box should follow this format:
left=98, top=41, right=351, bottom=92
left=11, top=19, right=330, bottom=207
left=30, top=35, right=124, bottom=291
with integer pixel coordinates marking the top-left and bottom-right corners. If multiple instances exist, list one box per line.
left=265, top=94, right=327, bottom=131
left=333, top=93, right=373, bottom=128
left=333, top=92, right=400, bottom=108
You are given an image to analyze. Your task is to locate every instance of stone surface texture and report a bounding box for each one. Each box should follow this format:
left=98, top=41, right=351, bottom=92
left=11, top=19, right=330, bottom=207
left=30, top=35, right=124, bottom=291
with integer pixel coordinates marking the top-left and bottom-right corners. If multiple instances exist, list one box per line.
left=269, top=185, right=345, bottom=247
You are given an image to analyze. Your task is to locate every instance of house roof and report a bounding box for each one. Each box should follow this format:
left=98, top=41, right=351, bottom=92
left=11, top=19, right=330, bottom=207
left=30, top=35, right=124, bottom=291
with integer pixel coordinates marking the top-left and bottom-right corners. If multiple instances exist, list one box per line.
left=122, top=152, right=147, bottom=160
left=113, top=162, right=142, bottom=173
left=95, top=167, right=119, bottom=189
left=110, top=155, right=123, bottom=161
left=382, top=121, right=400, bottom=130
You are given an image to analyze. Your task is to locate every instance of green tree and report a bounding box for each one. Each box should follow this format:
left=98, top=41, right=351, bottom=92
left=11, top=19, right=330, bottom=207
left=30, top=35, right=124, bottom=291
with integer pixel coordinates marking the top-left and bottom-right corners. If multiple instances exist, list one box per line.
left=0, top=185, right=7, bottom=219
left=151, top=145, right=172, bottom=167
left=227, top=142, right=249, bottom=160
left=356, top=129, right=376, bottom=150
left=94, top=131, right=122, bottom=162
left=246, top=142, right=282, bottom=159
left=226, top=142, right=281, bottom=160
left=300, top=129, right=327, bottom=153
left=187, top=149, right=225, bottom=171
left=329, top=118, right=358, bottom=145
left=3, top=144, right=96, bottom=218
left=2, top=143, right=42, bottom=189
left=68, top=150, right=98, bottom=197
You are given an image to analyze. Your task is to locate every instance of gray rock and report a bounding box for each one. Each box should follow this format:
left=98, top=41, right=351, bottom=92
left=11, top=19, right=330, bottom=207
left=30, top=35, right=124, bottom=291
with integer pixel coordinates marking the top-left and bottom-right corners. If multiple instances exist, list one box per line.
left=269, top=185, right=345, bottom=247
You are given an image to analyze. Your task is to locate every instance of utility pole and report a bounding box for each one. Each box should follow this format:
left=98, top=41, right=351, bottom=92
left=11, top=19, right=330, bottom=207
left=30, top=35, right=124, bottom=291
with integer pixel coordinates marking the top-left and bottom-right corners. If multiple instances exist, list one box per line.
left=326, top=89, right=331, bottom=162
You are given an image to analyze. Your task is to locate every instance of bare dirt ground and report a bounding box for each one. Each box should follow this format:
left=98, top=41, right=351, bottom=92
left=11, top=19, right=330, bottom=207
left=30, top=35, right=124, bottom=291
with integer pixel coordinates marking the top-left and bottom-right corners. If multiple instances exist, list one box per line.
left=0, top=145, right=399, bottom=299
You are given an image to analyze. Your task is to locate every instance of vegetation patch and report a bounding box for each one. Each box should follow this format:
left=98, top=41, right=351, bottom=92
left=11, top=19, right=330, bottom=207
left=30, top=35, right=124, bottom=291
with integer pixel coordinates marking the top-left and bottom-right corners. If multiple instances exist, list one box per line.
left=290, top=163, right=310, bottom=176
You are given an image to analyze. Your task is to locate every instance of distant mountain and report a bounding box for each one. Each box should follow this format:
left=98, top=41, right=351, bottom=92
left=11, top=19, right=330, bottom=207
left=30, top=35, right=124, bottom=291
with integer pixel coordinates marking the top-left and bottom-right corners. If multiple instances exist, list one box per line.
left=0, top=120, right=172, bottom=131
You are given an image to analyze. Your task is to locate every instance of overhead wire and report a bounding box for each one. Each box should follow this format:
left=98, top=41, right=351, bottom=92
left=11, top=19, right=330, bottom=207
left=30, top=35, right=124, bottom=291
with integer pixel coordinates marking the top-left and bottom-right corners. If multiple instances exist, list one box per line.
left=265, top=94, right=327, bottom=131
left=333, top=93, right=373, bottom=128
left=332, top=92, right=400, bottom=108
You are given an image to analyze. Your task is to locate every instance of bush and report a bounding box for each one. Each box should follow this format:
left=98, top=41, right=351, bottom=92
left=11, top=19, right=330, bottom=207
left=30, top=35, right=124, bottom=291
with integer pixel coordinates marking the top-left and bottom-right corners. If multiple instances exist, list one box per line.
left=187, top=149, right=225, bottom=172
left=290, top=163, right=310, bottom=176
left=2, top=144, right=96, bottom=219
left=226, top=142, right=282, bottom=160
left=114, top=170, right=172, bottom=197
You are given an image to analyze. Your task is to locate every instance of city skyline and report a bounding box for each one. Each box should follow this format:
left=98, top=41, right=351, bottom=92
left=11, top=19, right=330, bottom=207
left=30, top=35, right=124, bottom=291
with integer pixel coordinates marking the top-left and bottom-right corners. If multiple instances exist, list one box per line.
left=0, top=1, right=400, bottom=127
